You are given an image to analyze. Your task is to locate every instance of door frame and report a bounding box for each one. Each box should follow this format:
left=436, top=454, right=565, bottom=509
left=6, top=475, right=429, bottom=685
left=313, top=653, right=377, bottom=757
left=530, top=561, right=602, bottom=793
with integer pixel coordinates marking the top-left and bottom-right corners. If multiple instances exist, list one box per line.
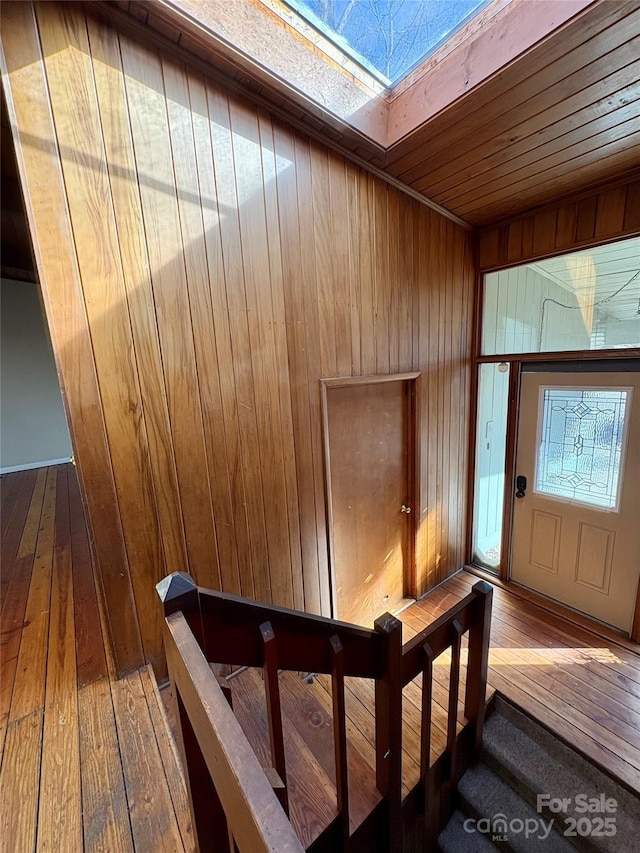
left=470, top=354, right=640, bottom=640
left=320, top=372, right=421, bottom=619
left=510, top=365, right=639, bottom=633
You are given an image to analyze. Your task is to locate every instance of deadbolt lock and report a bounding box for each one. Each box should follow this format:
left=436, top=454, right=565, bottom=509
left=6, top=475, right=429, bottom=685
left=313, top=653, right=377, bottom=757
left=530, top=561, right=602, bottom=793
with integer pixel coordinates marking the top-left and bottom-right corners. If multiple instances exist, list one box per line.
left=401, top=504, right=411, bottom=514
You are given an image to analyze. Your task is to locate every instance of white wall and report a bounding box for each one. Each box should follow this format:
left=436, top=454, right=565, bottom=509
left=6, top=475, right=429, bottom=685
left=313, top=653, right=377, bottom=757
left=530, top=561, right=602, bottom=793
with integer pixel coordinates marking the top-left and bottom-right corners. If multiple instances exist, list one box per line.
left=1, top=278, right=72, bottom=472
left=483, top=266, right=591, bottom=354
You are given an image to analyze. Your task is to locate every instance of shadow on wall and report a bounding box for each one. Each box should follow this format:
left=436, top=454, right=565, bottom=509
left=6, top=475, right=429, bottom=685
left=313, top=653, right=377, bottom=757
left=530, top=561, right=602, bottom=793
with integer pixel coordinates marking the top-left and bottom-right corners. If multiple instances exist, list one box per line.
left=4, top=1, right=473, bottom=675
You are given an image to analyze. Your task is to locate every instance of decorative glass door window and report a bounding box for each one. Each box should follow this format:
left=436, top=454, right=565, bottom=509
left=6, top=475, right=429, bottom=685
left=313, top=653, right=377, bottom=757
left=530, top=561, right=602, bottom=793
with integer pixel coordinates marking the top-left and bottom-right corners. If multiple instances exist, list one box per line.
left=534, top=387, right=632, bottom=510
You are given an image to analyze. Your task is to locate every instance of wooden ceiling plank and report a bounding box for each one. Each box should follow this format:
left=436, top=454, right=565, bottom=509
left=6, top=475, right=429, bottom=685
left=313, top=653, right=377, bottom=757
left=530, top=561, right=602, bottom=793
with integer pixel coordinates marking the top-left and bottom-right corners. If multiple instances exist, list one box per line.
left=436, top=111, right=640, bottom=209
left=392, top=23, right=640, bottom=187
left=386, top=0, right=637, bottom=168
left=413, top=69, right=640, bottom=198
left=452, top=124, right=640, bottom=217
left=387, top=0, right=597, bottom=147
left=461, top=144, right=640, bottom=225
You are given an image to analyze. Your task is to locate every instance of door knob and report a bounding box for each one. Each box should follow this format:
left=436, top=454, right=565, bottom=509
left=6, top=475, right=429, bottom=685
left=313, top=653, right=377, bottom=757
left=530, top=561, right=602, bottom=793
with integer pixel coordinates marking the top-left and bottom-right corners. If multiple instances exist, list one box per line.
left=401, top=504, right=411, bottom=513
left=515, top=475, right=527, bottom=499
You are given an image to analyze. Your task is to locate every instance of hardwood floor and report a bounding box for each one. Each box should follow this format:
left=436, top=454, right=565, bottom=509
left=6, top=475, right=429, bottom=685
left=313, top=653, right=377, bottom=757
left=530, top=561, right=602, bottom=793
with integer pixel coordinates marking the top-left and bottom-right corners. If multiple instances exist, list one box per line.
left=3, top=464, right=639, bottom=850
left=0, top=464, right=194, bottom=852
left=405, top=571, right=640, bottom=795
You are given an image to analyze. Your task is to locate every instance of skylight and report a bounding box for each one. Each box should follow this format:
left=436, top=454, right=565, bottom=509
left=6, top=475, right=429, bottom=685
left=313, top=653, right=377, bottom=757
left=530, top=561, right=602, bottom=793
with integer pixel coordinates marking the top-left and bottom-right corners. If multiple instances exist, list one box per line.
left=284, top=0, right=489, bottom=85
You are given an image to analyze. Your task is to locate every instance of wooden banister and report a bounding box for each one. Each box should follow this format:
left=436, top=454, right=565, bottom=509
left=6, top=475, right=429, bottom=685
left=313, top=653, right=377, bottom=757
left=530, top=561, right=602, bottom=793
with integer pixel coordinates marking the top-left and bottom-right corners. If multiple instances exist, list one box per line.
left=157, top=572, right=493, bottom=853
left=260, top=621, right=289, bottom=815
left=163, top=609, right=303, bottom=853
left=196, top=585, right=385, bottom=677
left=401, top=579, right=493, bottom=847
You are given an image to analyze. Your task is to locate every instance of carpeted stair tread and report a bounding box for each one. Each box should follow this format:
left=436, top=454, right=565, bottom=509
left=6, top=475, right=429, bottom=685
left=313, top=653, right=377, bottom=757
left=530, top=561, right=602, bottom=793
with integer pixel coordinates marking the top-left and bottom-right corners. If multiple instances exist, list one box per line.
left=438, top=809, right=496, bottom=853
left=456, top=762, right=575, bottom=852
left=481, top=697, right=639, bottom=852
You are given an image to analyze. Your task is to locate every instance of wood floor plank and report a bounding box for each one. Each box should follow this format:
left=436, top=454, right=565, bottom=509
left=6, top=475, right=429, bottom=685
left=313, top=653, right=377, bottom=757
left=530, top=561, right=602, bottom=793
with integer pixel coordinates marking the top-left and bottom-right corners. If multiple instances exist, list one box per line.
left=448, top=572, right=640, bottom=681
left=111, top=670, right=186, bottom=852
left=37, top=465, right=82, bottom=853
left=487, top=665, right=640, bottom=792
left=139, top=665, right=194, bottom=852
left=78, top=678, right=134, bottom=853
left=279, top=670, right=382, bottom=833
left=416, top=572, right=640, bottom=790
left=1, top=468, right=37, bottom=544
left=232, top=667, right=339, bottom=847
left=0, top=709, right=44, bottom=850
left=17, top=468, right=49, bottom=559
left=0, top=551, right=36, bottom=735
left=0, top=468, right=39, bottom=602
left=68, top=467, right=107, bottom=688
left=1, top=464, right=195, bottom=850
left=8, top=468, right=57, bottom=723
left=0, top=472, right=19, bottom=518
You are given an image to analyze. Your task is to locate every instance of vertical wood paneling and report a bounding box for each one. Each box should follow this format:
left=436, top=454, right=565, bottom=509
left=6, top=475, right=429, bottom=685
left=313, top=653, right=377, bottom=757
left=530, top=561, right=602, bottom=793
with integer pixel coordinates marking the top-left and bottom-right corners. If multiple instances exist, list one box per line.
left=88, top=20, right=189, bottom=582
left=2, top=2, right=476, bottom=669
left=0, top=1, right=143, bottom=675
left=120, top=36, right=220, bottom=597
left=258, top=112, right=305, bottom=611
left=190, top=77, right=249, bottom=598
left=480, top=173, right=640, bottom=269
left=37, top=2, right=164, bottom=669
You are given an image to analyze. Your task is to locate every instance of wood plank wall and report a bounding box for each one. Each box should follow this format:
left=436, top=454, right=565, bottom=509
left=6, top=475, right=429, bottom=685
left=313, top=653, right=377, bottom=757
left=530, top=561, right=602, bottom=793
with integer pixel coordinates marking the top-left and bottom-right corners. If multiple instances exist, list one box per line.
left=479, top=171, right=640, bottom=270
left=1, top=1, right=475, bottom=675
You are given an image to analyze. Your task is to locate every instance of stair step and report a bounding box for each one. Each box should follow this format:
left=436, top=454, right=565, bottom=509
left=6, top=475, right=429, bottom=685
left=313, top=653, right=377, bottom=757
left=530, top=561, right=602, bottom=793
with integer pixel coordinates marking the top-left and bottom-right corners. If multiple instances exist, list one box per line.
left=481, top=697, right=639, bottom=852
left=438, top=809, right=496, bottom=853
left=457, top=763, right=575, bottom=852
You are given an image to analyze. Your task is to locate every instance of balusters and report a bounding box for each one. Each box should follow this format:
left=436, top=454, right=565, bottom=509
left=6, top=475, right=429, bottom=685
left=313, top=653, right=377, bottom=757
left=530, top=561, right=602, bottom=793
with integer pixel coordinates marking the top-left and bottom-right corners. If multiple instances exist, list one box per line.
left=259, top=620, right=289, bottom=814
left=447, top=619, right=463, bottom=781
left=419, top=642, right=434, bottom=784
left=374, top=613, right=403, bottom=853
left=330, top=634, right=350, bottom=843
left=466, top=581, right=493, bottom=750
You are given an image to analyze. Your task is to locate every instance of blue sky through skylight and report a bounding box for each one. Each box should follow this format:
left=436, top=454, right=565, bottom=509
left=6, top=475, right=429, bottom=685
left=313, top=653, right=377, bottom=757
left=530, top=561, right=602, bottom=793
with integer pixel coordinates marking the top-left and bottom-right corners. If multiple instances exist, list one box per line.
left=284, top=0, right=489, bottom=85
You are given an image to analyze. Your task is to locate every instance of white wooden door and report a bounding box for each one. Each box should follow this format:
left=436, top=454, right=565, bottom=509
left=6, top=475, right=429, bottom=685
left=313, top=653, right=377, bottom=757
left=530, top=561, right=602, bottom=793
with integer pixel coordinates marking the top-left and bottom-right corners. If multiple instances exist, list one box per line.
left=511, top=371, right=640, bottom=633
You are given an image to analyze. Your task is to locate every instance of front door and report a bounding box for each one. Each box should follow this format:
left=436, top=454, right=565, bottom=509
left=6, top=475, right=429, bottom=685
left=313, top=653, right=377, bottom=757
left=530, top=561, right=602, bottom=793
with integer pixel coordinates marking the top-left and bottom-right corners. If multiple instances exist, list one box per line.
left=324, top=378, right=415, bottom=626
left=511, top=371, right=640, bottom=632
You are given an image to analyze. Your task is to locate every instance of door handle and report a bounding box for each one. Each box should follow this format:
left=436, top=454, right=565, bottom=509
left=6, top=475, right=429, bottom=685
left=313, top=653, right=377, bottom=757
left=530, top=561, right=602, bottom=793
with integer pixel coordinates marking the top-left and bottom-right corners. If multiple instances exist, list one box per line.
left=401, top=504, right=411, bottom=514
left=515, top=475, right=527, bottom=499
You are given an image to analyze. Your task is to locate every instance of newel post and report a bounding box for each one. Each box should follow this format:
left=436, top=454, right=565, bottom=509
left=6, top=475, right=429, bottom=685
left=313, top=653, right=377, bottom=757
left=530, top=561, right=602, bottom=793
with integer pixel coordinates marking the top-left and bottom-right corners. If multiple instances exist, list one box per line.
left=157, top=573, right=229, bottom=853
left=465, top=581, right=493, bottom=752
left=374, top=612, right=403, bottom=853
left=157, top=571, right=205, bottom=649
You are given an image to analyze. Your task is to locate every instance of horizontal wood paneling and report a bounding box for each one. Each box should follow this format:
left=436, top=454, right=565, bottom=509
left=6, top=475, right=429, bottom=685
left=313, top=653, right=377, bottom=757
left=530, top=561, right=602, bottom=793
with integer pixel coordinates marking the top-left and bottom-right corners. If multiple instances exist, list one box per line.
left=1, top=1, right=475, bottom=673
left=385, top=1, right=640, bottom=227
left=479, top=171, right=640, bottom=270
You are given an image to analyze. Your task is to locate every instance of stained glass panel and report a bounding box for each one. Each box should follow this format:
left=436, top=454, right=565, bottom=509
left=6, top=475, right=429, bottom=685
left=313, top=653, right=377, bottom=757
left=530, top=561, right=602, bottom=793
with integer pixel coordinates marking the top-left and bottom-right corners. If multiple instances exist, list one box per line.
left=535, top=387, right=631, bottom=510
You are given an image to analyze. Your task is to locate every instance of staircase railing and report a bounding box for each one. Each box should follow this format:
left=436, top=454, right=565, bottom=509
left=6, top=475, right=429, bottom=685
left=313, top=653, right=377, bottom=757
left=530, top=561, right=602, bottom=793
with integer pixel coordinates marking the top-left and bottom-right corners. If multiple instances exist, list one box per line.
left=400, top=582, right=493, bottom=849
left=157, top=573, right=492, bottom=853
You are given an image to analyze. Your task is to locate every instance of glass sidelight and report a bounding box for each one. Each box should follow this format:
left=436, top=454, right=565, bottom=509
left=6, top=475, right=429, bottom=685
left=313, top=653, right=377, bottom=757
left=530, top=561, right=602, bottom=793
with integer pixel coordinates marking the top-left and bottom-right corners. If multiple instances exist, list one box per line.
left=472, top=363, right=510, bottom=571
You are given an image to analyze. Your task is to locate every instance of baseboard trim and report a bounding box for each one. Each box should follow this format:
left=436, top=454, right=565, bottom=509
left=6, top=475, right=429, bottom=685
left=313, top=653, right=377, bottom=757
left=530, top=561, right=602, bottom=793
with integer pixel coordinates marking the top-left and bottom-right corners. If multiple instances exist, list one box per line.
left=1, top=457, right=72, bottom=474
